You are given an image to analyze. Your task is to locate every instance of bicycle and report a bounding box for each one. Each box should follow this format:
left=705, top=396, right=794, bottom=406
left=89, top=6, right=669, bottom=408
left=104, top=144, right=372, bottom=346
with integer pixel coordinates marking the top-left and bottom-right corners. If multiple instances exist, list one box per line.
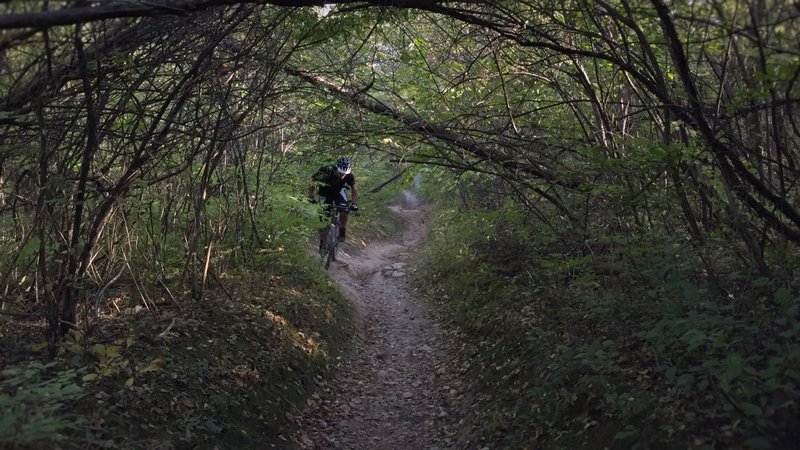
left=318, top=203, right=352, bottom=269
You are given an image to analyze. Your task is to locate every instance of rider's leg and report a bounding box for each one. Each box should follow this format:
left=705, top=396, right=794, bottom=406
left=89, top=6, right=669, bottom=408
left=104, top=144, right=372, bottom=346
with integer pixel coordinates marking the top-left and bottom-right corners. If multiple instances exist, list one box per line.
left=339, top=211, right=350, bottom=240
left=336, top=188, right=350, bottom=241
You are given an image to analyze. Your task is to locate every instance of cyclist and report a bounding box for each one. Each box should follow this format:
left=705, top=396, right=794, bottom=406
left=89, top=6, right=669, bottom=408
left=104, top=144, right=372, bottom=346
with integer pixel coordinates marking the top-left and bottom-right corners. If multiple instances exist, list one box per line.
left=308, top=156, right=359, bottom=242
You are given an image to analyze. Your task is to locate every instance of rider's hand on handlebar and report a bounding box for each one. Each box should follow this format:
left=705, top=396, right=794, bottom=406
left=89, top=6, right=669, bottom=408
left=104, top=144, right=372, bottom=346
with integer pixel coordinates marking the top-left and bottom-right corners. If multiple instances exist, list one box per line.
left=349, top=203, right=359, bottom=212
left=308, top=198, right=318, bottom=204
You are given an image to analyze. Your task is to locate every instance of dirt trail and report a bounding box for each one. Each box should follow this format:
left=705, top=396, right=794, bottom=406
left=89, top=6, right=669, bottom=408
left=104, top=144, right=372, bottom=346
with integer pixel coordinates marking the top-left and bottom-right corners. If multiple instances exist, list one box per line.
left=291, top=191, right=474, bottom=450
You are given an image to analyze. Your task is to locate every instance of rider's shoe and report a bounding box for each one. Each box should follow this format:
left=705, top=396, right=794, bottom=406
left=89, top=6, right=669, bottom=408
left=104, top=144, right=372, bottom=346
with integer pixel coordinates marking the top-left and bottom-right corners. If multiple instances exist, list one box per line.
left=338, top=228, right=346, bottom=242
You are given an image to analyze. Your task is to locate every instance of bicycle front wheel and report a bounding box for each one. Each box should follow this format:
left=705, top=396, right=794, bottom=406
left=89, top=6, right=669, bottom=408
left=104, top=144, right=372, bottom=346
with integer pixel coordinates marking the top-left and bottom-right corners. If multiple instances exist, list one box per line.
left=324, top=224, right=338, bottom=269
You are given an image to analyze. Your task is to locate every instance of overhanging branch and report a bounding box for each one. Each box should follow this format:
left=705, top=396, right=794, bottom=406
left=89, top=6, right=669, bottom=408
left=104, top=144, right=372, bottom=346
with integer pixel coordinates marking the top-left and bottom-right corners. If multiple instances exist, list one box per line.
left=284, top=67, right=580, bottom=189
left=0, top=0, right=453, bottom=30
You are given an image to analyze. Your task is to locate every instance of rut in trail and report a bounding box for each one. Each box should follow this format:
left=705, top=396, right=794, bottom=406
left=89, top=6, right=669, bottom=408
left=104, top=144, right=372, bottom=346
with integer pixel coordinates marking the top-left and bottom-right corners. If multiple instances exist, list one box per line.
left=291, top=190, right=474, bottom=450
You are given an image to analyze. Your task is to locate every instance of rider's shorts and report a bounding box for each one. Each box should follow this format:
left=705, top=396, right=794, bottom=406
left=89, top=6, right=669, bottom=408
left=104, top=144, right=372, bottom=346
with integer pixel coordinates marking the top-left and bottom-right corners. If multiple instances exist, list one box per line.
left=318, top=185, right=349, bottom=206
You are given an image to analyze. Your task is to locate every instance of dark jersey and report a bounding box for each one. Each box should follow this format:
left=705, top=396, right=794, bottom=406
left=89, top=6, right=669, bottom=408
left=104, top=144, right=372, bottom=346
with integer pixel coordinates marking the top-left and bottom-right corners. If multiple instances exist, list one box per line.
left=312, top=165, right=355, bottom=191
left=312, top=165, right=355, bottom=204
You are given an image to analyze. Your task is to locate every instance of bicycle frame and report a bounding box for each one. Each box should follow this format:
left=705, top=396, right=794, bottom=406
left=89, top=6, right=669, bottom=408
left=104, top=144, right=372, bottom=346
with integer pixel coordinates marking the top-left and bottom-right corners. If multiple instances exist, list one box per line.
left=319, top=204, right=349, bottom=269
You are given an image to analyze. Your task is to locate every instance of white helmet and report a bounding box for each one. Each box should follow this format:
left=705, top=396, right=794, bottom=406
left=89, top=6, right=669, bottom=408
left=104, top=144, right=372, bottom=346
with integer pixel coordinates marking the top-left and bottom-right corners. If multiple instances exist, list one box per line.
left=335, top=156, right=352, bottom=175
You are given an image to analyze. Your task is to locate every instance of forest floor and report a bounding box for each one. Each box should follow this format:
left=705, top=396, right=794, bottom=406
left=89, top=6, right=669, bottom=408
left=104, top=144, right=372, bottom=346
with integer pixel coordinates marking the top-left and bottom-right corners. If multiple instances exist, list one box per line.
left=290, top=190, right=476, bottom=449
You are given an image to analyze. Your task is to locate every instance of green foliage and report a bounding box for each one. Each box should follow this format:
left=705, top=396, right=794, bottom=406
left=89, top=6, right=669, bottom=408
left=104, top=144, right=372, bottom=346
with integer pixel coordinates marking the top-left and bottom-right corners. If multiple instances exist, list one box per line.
left=53, top=330, right=137, bottom=384
left=0, top=362, right=84, bottom=447
left=1, top=1, right=798, bottom=448
left=419, top=196, right=800, bottom=449
left=256, top=185, right=319, bottom=247
left=349, top=163, right=409, bottom=240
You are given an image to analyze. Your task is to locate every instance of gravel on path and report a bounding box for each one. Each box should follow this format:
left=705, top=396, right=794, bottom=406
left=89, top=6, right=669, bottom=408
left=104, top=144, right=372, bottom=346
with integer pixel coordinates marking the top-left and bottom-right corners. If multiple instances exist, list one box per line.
left=291, top=191, right=475, bottom=450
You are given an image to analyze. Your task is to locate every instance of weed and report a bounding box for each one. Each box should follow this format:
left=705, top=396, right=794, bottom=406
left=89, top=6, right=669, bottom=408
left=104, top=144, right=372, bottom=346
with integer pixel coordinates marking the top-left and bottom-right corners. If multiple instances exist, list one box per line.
left=0, top=362, right=84, bottom=447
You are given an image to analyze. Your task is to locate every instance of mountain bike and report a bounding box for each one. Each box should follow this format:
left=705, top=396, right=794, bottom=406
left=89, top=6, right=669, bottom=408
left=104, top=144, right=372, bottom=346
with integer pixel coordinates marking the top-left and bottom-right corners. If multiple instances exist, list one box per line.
left=319, top=203, right=351, bottom=269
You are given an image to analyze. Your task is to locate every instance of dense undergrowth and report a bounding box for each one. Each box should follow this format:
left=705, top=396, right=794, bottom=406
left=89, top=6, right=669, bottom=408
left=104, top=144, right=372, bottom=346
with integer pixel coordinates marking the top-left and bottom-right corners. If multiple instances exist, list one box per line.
left=418, top=182, right=800, bottom=449
left=0, top=158, right=405, bottom=448
left=1, top=249, right=352, bottom=449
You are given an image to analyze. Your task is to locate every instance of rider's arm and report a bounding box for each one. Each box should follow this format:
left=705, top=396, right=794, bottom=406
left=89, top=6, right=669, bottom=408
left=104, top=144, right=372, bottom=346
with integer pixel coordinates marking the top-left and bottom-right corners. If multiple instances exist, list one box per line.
left=309, top=166, right=327, bottom=200
left=311, top=166, right=329, bottom=182
left=350, top=183, right=358, bottom=204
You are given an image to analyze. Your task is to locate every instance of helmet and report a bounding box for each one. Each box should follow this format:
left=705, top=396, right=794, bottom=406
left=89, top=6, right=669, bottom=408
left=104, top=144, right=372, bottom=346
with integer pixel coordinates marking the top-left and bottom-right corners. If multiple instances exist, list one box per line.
left=335, top=156, right=352, bottom=175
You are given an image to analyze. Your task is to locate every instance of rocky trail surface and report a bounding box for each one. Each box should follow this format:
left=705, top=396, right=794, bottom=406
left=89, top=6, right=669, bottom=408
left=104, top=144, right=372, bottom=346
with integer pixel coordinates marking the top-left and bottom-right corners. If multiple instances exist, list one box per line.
left=290, top=191, right=475, bottom=449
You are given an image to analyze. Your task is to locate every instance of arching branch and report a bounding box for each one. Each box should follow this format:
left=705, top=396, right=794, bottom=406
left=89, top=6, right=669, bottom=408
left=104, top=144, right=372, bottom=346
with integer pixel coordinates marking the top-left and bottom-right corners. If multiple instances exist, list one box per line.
left=285, top=66, right=581, bottom=190
left=0, top=0, right=456, bottom=30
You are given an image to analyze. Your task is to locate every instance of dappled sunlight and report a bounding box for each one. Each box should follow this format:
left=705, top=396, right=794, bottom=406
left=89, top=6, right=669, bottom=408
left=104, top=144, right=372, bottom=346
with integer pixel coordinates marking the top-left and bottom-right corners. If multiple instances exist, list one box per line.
left=264, top=310, right=288, bottom=327
left=294, top=331, right=324, bottom=357
left=284, top=287, right=303, bottom=297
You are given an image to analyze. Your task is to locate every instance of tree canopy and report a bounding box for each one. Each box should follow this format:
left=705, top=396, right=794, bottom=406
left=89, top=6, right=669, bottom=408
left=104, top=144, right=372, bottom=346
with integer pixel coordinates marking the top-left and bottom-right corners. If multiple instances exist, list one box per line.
left=1, top=0, right=798, bottom=339
left=0, top=1, right=799, bottom=445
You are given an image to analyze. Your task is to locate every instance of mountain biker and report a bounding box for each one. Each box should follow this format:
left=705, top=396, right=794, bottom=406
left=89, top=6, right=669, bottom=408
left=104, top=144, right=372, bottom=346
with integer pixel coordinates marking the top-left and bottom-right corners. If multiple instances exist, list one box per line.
left=308, top=156, right=359, bottom=242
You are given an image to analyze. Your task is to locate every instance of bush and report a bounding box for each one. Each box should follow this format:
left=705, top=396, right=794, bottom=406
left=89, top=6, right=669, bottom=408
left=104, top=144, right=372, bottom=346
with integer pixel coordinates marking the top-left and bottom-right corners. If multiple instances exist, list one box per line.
left=418, top=200, right=800, bottom=449
left=0, top=362, right=84, bottom=447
